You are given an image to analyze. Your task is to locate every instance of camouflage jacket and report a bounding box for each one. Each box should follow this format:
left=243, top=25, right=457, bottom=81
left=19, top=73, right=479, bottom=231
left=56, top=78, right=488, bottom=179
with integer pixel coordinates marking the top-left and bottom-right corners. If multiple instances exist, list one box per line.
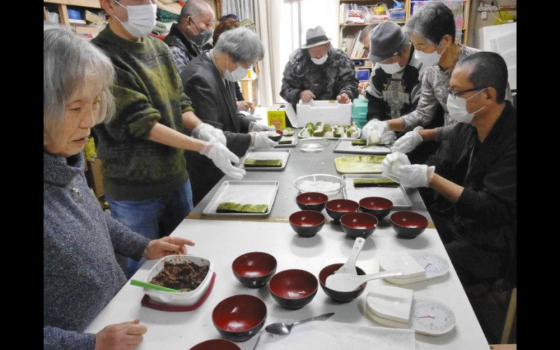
left=280, top=47, right=358, bottom=110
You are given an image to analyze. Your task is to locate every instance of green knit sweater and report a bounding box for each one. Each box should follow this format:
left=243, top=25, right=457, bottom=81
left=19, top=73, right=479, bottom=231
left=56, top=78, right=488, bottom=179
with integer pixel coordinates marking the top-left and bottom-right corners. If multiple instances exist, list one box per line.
left=92, top=27, right=193, bottom=201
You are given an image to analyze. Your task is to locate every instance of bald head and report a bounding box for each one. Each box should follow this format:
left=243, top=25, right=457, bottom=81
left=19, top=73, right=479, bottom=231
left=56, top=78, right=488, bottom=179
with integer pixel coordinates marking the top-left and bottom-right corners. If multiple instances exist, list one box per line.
left=179, top=0, right=215, bottom=24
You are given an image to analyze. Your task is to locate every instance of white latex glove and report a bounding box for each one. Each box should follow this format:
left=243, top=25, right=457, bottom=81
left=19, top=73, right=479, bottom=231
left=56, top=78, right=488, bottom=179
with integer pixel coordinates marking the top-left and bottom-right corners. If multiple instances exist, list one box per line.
left=249, top=121, right=276, bottom=132
left=382, top=152, right=411, bottom=181
left=200, top=141, right=246, bottom=180
left=392, top=126, right=424, bottom=153
left=251, top=132, right=278, bottom=150
left=361, top=119, right=395, bottom=144
left=397, top=164, right=436, bottom=188
left=191, top=123, right=227, bottom=146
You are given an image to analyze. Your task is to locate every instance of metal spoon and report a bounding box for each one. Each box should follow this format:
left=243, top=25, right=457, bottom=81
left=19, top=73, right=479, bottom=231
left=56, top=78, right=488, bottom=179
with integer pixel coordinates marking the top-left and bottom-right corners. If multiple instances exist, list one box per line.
left=264, top=312, right=335, bottom=336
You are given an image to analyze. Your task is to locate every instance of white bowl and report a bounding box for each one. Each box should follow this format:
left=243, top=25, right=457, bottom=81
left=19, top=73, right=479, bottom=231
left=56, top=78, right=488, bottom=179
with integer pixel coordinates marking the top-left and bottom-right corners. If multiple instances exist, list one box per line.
left=297, top=138, right=330, bottom=153
left=144, top=255, right=213, bottom=306
left=293, top=174, right=345, bottom=196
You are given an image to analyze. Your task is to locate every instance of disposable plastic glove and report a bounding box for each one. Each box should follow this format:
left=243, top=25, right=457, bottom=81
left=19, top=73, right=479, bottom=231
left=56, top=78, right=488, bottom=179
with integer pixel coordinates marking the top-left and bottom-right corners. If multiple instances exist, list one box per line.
left=249, top=122, right=276, bottom=132
left=397, top=164, right=435, bottom=188
left=392, top=126, right=424, bottom=153
left=200, top=141, right=246, bottom=179
left=252, top=132, right=278, bottom=150
left=361, top=119, right=395, bottom=144
left=191, top=123, right=227, bottom=146
left=382, top=152, right=411, bottom=181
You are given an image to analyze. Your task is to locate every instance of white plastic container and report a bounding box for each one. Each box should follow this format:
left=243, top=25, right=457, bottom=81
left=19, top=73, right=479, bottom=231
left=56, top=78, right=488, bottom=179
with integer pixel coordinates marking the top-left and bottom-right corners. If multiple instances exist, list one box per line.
left=296, top=100, right=353, bottom=126
left=144, top=255, right=214, bottom=306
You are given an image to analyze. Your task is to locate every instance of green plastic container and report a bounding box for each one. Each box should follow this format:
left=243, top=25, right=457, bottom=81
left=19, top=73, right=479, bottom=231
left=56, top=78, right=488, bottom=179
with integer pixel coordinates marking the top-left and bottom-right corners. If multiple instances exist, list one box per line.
left=352, top=98, right=368, bottom=128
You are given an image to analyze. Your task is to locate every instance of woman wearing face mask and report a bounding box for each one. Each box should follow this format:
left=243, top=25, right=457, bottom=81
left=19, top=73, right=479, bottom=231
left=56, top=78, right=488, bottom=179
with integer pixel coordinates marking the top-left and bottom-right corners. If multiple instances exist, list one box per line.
left=280, top=26, right=359, bottom=112
left=180, top=27, right=277, bottom=205
left=364, top=2, right=511, bottom=156
left=164, top=0, right=216, bottom=74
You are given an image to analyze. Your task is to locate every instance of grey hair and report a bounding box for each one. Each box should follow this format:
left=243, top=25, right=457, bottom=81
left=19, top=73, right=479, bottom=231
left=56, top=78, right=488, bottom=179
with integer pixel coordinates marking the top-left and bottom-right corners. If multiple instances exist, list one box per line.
left=359, top=24, right=378, bottom=43
left=214, top=27, right=265, bottom=63
left=404, top=2, right=455, bottom=45
left=179, top=0, right=214, bottom=23
left=44, top=25, right=115, bottom=145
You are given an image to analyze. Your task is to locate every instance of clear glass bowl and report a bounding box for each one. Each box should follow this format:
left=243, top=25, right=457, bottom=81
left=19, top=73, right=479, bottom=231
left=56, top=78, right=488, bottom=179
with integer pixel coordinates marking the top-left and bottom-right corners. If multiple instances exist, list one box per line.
left=297, top=138, right=331, bottom=153
left=293, top=174, right=345, bottom=196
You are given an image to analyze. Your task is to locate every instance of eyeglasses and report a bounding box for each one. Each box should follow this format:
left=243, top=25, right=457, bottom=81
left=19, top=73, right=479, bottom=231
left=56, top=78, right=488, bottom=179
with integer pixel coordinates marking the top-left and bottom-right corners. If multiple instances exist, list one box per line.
left=447, top=87, right=486, bottom=99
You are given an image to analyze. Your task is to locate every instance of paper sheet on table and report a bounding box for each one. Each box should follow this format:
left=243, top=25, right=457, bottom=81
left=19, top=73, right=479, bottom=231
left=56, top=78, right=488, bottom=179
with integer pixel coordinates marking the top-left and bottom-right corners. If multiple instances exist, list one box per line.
left=254, top=320, right=416, bottom=350
left=207, top=184, right=277, bottom=214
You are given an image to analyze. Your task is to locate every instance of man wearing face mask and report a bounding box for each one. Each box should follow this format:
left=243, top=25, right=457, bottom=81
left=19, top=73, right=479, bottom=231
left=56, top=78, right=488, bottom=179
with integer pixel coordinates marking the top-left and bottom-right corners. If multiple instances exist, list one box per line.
left=281, top=26, right=358, bottom=112
left=93, top=0, right=245, bottom=277
left=364, top=3, right=511, bottom=157
left=362, top=22, right=424, bottom=142
left=383, top=52, right=516, bottom=299
left=180, top=27, right=277, bottom=205
left=164, top=0, right=215, bottom=74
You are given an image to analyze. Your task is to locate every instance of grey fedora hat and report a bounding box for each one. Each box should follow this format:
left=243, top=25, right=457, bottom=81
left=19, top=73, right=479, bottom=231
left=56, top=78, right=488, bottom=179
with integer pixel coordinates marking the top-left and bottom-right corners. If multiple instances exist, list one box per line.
left=368, top=21, right=407, bottom=62
left=301, top=26, right=331, bottom=49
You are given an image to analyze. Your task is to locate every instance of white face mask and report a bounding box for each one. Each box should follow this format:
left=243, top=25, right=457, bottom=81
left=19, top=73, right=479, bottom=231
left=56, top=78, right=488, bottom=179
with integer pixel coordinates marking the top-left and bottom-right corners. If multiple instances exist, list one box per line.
left=224, top=60, right=249, bottom=82
left=446, top=89, right=486, bottom=124
left=414, top=41, right=448, bottom=67
left=114, top=0, right=157, bottom=39
left=379, top=61, right=405, bottom=74
left=311, top=54, right=328, bottom=65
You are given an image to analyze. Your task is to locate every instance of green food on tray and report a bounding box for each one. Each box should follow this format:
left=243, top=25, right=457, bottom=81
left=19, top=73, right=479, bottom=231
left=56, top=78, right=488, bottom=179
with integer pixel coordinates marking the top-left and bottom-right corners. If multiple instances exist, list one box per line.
left=300, top=123, right=360, bottom=139
left=244, top=158, right=283, bottom=167
left=353, top=178, right=400, bottom=188
left=217, top=202, right=269, bottom=213
left=340, top=155, right=385, bottom=163
left=279, top=139, right=293, bottom=144
left=352, top=139, right=367, bottom=146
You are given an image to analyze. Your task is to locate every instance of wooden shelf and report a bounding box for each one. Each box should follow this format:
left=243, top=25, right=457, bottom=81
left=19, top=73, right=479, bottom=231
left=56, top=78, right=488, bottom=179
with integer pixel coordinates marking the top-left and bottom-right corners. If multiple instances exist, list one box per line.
left=44, top=0, right=101, bottom=9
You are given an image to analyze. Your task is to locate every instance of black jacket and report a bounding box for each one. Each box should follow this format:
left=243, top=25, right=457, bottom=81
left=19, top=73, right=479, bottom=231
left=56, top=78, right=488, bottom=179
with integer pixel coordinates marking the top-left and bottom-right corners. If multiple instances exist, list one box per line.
left=180, top=53, right=253, bottom=204
left=428, top=102, right=516, bottom=265
left=366, top=46, right=423, bottom=121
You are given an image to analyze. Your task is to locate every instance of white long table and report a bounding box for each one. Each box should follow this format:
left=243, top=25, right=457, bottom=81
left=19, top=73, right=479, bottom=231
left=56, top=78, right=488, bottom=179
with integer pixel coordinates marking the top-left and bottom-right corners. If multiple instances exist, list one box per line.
left=85, top=219, right=490, bottom=350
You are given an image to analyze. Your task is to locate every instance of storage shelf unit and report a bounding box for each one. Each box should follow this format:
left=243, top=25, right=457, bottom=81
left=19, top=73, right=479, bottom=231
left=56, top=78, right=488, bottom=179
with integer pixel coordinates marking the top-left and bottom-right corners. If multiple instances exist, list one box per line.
left=338, top=0, right=470, bottom=63
left=44, top=0, right=101, bottom=26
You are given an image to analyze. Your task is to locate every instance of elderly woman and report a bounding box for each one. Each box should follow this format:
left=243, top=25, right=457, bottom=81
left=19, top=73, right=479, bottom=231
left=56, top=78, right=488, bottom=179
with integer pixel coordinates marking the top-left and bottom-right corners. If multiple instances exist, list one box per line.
left=180, top=27, right=276, bottom=205
left=44, top=26, right=194, bottom=350
left=364, top=2, right=510, bottom=155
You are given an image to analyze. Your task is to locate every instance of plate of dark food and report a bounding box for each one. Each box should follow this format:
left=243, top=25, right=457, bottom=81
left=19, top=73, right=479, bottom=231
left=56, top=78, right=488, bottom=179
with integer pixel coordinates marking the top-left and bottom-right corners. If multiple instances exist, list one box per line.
left=144, top=255, right=214, bottom=306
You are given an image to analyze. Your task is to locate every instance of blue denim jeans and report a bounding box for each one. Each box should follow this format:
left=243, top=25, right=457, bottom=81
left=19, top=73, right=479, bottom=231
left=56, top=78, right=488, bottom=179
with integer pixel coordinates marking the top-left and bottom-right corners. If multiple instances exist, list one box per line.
left=107, top=180, right=194, bottom=278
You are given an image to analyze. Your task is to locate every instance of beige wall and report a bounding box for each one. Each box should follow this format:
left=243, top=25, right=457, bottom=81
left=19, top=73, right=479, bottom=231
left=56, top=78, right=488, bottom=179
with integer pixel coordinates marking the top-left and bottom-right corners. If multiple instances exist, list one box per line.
left=468, top=0, right=517, bottom=47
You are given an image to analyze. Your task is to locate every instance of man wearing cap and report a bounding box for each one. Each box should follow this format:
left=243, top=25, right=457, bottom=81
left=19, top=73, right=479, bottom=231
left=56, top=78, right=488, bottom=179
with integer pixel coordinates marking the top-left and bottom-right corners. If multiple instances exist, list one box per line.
left=362, top=22, right=425, bottom=140
left=280, top=26, right=359, bottom=111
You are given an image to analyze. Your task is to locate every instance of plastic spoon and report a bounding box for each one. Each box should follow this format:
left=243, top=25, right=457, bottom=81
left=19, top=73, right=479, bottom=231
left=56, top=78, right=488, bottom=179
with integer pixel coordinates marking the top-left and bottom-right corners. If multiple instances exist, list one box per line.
left=325, top=270, right=404, bottom=292
left=334, top=237, right=365, bottom=275
left=130, top=279, right=178, bottom=293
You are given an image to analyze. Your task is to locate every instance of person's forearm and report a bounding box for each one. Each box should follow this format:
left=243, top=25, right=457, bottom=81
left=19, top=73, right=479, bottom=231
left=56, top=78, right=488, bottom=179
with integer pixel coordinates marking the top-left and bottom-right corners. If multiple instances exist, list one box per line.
left=429, top=173, right=464, bottom=203
left=149, top=122, right=206, bottom=153
left=182, top=111, right=203, bottom=131
left=387, top=118, right=406, bottom=132
left=419, top=128, right=438, bottom=142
